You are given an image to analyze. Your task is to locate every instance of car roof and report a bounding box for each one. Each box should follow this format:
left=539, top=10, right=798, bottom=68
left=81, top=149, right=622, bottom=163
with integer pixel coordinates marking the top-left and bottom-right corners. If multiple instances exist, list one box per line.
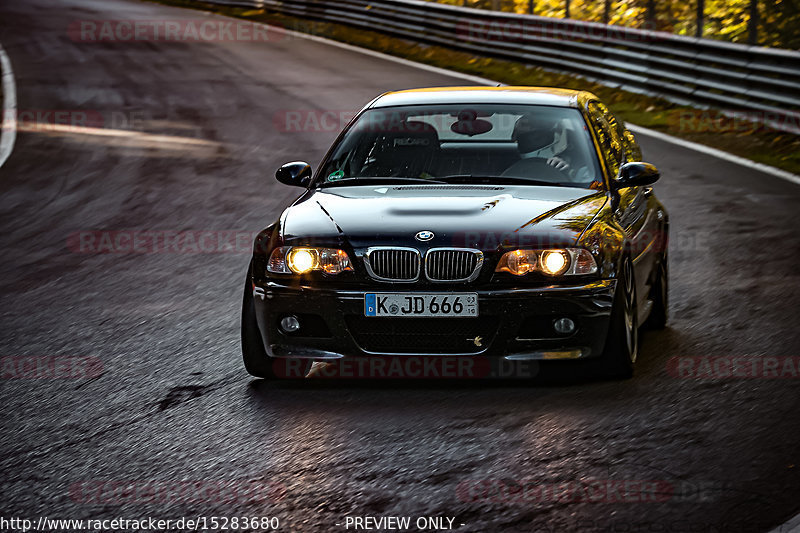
left=369, top=86, right=597, bottom=109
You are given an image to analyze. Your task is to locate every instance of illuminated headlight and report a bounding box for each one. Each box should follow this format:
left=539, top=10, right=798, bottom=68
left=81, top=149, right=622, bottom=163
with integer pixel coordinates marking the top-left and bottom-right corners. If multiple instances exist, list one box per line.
left=288, top=248, right=317, bottom=273
left=495, top=248, right=597, bottom=276
left=540, top=250, right=569, bottom=275
left=267, top=247, right=353, bottom=275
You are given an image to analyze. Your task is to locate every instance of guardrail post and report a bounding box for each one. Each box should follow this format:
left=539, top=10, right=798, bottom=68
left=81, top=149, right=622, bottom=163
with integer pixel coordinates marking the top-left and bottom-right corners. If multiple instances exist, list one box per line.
left=190, top=0, right=800, bottom=135
left=748, top=0, right=759, bottom=45
left=695, top=0, right=705, bottom=38
left=603, top=0, right=611, bottom=25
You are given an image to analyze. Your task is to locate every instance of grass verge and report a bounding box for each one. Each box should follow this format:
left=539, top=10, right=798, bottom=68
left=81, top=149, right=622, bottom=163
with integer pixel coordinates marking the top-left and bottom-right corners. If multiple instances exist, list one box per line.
left=146, top=0, right=800, bottom=175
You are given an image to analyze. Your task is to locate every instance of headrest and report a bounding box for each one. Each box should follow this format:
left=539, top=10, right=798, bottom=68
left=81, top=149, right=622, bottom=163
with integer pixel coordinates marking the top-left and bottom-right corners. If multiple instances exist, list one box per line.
left=379, top=121, right=439, bottom=149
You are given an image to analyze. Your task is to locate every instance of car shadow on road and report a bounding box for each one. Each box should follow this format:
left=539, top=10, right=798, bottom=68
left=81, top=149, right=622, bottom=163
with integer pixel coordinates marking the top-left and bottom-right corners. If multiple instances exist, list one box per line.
left=243, top=326, right=682, bottom=399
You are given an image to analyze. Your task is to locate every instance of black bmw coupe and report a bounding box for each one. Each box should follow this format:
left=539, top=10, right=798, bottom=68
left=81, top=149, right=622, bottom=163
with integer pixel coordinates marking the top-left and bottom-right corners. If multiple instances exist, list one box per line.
left=242, top=87, right=668, bottom=379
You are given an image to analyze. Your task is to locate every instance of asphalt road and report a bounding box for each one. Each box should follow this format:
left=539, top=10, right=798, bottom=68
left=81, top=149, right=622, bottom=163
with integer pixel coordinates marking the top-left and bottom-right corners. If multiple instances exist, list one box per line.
left=1, top=1, right=799, bottom=532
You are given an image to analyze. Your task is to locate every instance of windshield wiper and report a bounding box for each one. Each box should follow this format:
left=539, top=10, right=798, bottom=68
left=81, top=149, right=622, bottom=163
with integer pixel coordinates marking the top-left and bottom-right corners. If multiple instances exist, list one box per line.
left=317, top=177, right=447, bottom=188
left=437, top=175, right=568, bottom=187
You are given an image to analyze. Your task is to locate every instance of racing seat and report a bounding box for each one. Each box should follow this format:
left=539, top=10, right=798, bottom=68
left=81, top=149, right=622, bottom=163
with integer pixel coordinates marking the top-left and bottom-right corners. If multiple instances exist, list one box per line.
left=360, top=121, right=440, bottom=178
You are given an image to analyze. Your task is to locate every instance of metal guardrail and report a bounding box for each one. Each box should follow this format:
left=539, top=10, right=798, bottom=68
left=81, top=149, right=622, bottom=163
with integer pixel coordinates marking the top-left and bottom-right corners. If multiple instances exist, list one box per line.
left=196, top=0, right=800, bottom=132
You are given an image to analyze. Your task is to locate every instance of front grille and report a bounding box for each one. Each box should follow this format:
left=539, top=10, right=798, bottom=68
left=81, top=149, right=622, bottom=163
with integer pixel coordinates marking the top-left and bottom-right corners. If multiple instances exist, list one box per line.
left=425, top=249, right=483, bottom=282
left=346, top=316, right=499, bottom=354
left=366, top=248, right=420, bottom=281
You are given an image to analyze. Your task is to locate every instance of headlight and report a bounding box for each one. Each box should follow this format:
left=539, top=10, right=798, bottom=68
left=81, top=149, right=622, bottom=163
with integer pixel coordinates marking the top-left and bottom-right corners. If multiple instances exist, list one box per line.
left=267, top=247, right=353, bottom=275
left=495, top=248, right=597, bottom=276
left=497, top=249, right=537, bottom=276
left=540, top=250, right=569, bottom=276
left=287, top=248, right=318, bottom=274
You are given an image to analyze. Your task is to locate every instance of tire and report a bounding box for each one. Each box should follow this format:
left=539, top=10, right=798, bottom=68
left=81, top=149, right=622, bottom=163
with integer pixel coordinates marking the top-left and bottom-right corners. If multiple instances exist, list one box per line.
left=241, top=269, right=276, bottom=379
left=643, top=254, right=668, bottom=330
left=597, top=257, right=639, bottom=379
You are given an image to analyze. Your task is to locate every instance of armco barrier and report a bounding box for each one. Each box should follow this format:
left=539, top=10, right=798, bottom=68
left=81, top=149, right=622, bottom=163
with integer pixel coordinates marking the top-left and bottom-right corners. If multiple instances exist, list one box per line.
left=192, top=0, right=800, bottom=132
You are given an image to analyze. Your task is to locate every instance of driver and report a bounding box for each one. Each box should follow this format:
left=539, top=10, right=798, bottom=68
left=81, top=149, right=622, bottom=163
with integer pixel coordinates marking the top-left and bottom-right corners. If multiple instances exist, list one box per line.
left=509, top=113, right=573, bottom=173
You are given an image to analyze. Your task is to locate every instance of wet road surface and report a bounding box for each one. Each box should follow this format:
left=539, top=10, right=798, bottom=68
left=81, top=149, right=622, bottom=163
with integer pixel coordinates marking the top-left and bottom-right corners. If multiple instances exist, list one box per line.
left=0, top=1, right=799, bottom=531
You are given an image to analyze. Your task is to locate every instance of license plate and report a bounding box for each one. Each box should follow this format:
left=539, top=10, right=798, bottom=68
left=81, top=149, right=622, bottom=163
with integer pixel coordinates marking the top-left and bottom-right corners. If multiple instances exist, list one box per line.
left=364, top=293, right=478, bottom=317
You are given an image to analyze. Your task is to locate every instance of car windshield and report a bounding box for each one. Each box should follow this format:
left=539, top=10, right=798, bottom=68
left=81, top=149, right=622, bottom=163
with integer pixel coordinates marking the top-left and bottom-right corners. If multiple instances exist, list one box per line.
left=317, top=104, right=602, bottom=189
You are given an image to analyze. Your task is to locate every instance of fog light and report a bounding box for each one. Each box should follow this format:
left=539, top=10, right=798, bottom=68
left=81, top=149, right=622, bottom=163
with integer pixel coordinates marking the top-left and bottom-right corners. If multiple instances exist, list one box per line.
left=553, top=317, right=575, bottom=335
left=280, top=315, right=301, bottom=333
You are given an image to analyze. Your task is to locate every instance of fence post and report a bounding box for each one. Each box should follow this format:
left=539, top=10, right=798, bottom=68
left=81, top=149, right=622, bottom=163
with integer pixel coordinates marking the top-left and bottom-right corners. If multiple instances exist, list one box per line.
left=695, top=0, right=705, bottom=37
left=565, top=0, right=571, bottom=19
left=748, top=0, right=759, bottom=45
left=646, top=0, right=656, bottom=29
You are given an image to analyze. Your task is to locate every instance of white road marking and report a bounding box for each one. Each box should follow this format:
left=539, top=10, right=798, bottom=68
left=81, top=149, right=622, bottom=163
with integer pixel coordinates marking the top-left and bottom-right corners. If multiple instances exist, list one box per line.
left=0, top=41, right=17, bottom=170
left=6, top=4, right=800, bottom=188
left=626, top=124, right=800, bottom=186
left=271, top=22, right=499, bottom=87
left=17, top=122, right=220, bottom=146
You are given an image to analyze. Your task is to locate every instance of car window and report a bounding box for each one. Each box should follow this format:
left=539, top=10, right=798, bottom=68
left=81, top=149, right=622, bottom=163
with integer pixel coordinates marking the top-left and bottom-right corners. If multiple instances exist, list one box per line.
left=586, top=101, right=623, bottom=177
left=317, top=104, right=603, bottom=189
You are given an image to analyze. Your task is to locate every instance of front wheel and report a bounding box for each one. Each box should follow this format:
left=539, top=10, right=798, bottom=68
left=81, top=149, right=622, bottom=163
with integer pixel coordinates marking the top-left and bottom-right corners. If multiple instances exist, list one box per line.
left=241, top=269, right=276, bottom=379
left=597, top=258, right=639, bottom=379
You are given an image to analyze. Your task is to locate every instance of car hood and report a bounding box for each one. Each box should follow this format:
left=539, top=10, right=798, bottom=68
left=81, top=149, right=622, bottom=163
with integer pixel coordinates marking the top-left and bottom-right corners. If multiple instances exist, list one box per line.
left=281, top=184, right=608, bottom=251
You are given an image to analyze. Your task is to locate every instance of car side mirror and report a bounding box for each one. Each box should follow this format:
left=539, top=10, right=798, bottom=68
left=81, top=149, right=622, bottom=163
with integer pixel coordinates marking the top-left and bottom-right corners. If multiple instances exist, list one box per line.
left=615, top=162, right=660, bottom=189
left=276, top=161, right=312, bottom=188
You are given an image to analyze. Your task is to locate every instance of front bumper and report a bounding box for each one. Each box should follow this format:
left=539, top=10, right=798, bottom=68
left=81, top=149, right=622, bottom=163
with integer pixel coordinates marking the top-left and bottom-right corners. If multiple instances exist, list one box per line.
left=252, top=279, right=616, bottom=361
